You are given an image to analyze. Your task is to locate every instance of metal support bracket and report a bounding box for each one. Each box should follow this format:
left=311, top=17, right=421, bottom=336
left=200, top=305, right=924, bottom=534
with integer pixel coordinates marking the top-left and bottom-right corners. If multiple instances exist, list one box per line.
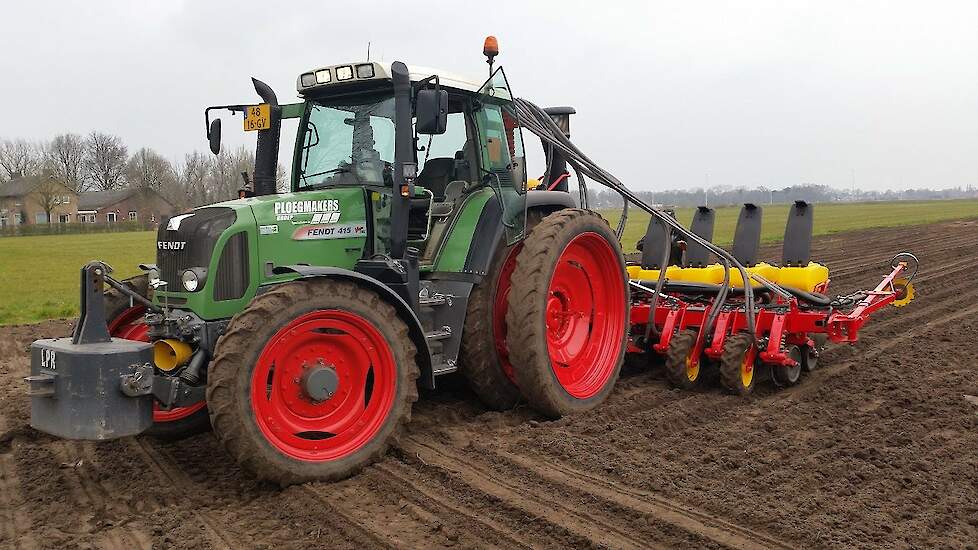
left=120, top=363, right=206, bottom=408
left=72, top=261, right=113, bottom=345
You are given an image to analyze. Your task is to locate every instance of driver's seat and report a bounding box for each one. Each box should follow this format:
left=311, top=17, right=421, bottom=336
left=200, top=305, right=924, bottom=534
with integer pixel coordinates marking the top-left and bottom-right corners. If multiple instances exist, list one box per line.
left=416, top=158, right=456, bottom=200
left=430, top=181, right=467, bottom=218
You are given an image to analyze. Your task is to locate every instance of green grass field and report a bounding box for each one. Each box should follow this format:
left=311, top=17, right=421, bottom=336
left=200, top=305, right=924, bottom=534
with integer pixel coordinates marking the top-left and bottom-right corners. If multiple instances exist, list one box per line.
left=1, top=199, right=977, bottom=325
left=0, top=231, right=154, bottom=325
left=602, top=199, right=978, bottom=253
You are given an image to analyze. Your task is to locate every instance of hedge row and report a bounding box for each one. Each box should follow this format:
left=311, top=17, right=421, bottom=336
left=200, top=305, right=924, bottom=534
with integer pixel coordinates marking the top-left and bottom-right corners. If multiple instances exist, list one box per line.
left=0, top=221, right=158, bottom=237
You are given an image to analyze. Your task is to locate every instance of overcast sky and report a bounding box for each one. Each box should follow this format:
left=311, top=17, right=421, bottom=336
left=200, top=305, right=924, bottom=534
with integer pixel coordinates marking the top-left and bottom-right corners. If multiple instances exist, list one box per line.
left=2, top=0, right=976, bottom=191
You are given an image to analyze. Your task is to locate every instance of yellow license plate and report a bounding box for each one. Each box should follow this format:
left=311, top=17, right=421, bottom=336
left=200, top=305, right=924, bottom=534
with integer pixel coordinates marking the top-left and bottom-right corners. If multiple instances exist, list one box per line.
left=243, top=104, right=271, bottom=131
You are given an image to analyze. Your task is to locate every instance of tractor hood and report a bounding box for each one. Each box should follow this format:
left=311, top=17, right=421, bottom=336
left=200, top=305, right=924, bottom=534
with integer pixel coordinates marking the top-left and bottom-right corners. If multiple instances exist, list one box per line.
left=154, top=187, right=370, bottom=320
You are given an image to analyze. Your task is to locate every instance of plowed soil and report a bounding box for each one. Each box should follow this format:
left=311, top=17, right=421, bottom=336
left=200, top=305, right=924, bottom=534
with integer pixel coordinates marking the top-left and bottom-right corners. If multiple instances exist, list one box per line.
left=2, top=219, right=977, bottom=549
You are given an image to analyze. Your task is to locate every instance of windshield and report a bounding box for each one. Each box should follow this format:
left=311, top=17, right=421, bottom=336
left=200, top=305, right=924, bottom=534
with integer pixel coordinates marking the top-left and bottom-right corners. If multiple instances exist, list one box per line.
left=296, top=96, right=396, bottom=190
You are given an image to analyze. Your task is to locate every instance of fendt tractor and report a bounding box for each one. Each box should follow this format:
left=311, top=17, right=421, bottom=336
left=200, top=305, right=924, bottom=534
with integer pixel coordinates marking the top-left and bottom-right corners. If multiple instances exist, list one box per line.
left=26, top=37, right=917, bottom=486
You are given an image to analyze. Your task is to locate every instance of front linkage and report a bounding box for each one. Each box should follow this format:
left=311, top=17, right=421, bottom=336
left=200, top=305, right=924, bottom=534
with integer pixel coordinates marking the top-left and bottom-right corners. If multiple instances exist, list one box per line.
left=26, top=261, right=204, bottom=440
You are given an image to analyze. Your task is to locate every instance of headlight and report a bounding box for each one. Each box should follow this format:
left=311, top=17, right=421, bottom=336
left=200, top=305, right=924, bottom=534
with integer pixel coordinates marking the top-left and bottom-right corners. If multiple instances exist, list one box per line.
left=299, top=72, right=316, bottom=87
left=356, top=64, right=375, bottom=79
left=181, top=268, right=206, bottom=292
left=315, top=69, right=331, bottom=84
left=335, top=65, right=354, bottom=81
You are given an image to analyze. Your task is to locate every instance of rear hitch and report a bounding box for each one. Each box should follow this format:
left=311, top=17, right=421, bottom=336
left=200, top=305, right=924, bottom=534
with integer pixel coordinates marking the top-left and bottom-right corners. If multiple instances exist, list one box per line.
left=119, top=363, right=206, bottom=407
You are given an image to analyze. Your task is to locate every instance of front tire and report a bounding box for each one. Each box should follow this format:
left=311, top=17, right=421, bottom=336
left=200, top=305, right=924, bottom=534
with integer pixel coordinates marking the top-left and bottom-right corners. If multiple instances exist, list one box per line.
left=505, top=209, right=628, bottom=419
left=206, top=279, right=419, bottom=486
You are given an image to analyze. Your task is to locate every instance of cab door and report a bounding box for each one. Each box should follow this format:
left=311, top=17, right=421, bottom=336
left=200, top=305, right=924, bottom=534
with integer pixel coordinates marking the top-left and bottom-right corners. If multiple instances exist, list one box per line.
left=474, top=68, right=527, bottom=244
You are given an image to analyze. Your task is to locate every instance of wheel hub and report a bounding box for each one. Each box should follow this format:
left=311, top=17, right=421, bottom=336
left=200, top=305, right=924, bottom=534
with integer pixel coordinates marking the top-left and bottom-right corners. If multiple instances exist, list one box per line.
left=301, top=363, right=339, bottom=403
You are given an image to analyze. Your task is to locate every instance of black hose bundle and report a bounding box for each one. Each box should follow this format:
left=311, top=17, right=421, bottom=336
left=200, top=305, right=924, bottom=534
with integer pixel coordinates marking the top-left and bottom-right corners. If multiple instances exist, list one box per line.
left=512, top=97, right=798, bottom=342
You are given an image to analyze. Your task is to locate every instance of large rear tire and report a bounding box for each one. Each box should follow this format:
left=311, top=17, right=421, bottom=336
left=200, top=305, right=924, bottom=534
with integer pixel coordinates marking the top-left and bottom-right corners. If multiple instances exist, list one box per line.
left=206, top=279, right=419, bottom=486
left=505, top=209, right=628, bottom=419
left=458, top=211, right=544, bottom=411
left=104, top=274, right=210, bottom=441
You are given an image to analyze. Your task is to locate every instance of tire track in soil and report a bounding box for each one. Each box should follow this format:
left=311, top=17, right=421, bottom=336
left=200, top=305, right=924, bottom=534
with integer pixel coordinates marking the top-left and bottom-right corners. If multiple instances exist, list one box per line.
left=0, top=453, right=38, bottom=550
left=487, top=446, right=797, bottom=550
left=138, top=438, right=362, bottom=550
left=49, top=441, right=146, bottom=550
left=125, top=438, right=235, bottom=550
left=299, top=484, right=400, bottom=548
left=370, top=460, right=532, bottom=549
left=402, top=437, right=676, bottom=550
left=780, top=293, right=978, bottom=403
left=381, top=447, right=604, bottom=549
left=817, top=232, right=976, bottom=269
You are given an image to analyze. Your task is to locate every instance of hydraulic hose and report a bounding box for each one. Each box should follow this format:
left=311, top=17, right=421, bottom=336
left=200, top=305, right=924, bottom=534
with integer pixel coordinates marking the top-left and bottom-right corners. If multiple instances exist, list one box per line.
left=513, top=98, right=792, bottom=341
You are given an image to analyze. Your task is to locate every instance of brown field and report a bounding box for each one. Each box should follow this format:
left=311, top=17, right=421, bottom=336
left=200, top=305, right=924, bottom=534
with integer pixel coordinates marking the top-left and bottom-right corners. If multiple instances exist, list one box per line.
left=1, top=219, right=977, bottom=549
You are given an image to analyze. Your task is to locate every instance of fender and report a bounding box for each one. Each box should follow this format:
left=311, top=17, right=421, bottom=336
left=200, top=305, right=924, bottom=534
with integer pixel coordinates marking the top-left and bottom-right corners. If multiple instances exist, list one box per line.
left=526, top=190, right=576, bottom=211
left=270, top=264, right=436, bottom=389
left=463, top=190, right=578, bottom=276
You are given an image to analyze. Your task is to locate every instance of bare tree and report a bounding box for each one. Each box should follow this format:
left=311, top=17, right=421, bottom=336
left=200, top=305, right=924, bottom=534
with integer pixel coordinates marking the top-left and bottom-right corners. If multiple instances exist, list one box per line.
left=276, top=162, right=289, bottom=193
left=0, top=139, right=43, bottom=180
left=126, top=147, right=175, bottom=190
left=44, top=133, right=87, bottom=192
left=85, top=132, right=128, bottom=191
left=209, top=146, right=255, bottom=202
left=32, top=176, right=69, bottom=224
left=179, top=151, right=214, bottom=207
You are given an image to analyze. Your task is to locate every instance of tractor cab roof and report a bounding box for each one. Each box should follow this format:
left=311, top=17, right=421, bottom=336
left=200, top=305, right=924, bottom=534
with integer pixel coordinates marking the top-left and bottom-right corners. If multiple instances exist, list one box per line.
left=296, top=61, right=483, bottom=97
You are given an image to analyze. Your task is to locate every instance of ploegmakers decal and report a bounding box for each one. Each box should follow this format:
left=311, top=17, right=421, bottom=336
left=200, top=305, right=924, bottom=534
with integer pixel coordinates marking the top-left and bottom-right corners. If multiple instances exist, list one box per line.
left=274, top=199, right=340, bottom=223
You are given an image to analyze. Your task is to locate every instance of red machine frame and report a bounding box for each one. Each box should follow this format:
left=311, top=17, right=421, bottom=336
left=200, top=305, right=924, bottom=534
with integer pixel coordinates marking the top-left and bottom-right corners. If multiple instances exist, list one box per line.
left=627, top=260, right=914, bottom=374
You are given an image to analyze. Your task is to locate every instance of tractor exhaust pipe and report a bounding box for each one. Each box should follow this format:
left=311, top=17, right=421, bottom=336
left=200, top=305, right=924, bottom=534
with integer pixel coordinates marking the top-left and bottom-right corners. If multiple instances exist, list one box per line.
left=543, top=106, right=575, bottom=192
left=252, top=78, right=281, bottom=196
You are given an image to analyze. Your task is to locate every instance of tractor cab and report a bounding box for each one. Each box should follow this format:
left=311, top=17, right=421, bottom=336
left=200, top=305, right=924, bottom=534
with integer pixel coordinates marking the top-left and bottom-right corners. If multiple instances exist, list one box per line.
left=290, top=61, right=529, bottom=268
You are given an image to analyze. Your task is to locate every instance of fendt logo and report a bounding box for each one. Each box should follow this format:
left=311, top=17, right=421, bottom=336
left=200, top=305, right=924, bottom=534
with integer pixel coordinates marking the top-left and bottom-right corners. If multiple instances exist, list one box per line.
left=158, top=241, right=187, bottom=251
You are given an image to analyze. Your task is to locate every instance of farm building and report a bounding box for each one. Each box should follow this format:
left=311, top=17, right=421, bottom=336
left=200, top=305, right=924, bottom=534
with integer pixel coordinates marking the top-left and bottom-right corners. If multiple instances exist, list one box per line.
left=0, top=174, right=78, bottom=226
left=75, top=188, right=178, bottom=224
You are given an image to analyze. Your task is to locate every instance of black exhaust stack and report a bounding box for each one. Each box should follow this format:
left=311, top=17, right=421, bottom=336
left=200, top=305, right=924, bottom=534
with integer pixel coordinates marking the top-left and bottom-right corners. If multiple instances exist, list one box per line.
left=542, top=106, right=575, bottom=192
left=252, top=78, right=281, bottom=196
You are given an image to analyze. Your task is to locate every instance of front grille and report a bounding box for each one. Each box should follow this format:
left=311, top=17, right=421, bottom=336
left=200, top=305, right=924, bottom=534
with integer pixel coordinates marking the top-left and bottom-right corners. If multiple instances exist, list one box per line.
left=157, top=208, right=235, bottom=290
left=213, top=232, right=249, bottom=301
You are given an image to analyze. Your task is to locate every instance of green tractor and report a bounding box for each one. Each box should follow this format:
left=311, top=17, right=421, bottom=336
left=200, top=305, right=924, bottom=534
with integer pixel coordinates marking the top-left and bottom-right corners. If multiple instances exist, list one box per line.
left=27, top=40, right=629, bottom=485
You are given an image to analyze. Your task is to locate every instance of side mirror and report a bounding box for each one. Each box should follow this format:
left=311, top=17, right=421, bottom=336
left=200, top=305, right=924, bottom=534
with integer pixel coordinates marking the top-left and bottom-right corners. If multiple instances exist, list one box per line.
left=416, top=89, right=448, bottom=135
left=208, top=118, right=222, bottom=155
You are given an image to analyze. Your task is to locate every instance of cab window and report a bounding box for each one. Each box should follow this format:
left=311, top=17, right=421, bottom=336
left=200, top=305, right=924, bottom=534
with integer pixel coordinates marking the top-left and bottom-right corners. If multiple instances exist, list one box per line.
left=415, top=100, right=475, bottom=201
left=474, top=67, right=527, bottom=243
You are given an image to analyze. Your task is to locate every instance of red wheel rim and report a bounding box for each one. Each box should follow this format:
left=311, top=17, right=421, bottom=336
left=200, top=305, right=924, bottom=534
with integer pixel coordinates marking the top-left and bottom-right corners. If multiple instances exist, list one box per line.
left=493, top=245, right=522, bottom=384
left=545, top=232, right=626, bottom=399
left=108, top=306, right=206, bottom=422
left=251, top=310, right=397, bottom=462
